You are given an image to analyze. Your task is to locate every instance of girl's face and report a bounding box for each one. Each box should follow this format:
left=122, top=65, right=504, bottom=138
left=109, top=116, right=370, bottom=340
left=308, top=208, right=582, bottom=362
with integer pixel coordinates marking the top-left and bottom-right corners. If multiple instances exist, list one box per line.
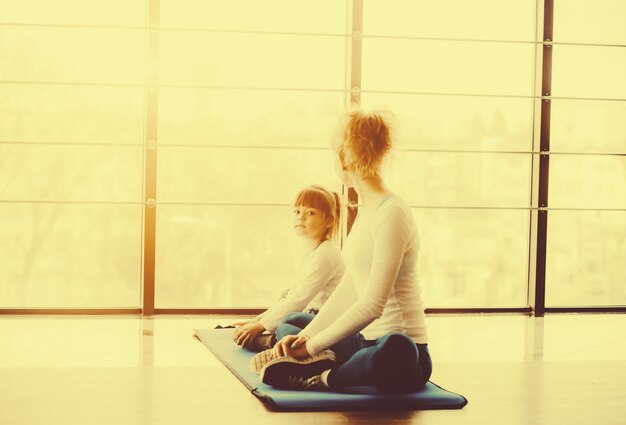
left=292, top=205, right=329, bottom=242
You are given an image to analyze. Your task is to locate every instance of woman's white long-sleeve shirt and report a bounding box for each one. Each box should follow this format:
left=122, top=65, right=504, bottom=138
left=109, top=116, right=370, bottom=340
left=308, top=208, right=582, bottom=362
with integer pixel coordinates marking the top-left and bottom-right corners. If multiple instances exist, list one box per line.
left=257, top=240, right=345, bottom=332
left=302, top=196, right=428, bottom=355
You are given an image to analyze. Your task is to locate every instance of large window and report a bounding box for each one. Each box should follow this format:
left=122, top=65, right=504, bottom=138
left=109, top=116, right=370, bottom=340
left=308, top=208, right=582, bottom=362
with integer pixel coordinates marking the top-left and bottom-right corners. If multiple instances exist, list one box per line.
left=1, top=0, right=624, bottom=311
left=153, top=0, right=347, bottom=308
left=545, top=0, right=626, bottom=307
left=0, top=0, right=146, bottom=308
left=360, top=0, right=536, bottom=307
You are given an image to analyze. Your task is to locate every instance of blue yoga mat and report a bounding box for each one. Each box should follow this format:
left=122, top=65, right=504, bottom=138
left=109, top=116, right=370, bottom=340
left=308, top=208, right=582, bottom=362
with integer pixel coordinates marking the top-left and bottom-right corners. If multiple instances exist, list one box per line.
left=193, top=328, right=468, bottom=411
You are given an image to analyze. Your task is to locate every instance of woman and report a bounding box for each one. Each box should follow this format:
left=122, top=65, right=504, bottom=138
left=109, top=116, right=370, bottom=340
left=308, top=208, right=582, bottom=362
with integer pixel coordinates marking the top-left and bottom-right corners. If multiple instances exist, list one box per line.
left=255, top=110, right=431, bottom=393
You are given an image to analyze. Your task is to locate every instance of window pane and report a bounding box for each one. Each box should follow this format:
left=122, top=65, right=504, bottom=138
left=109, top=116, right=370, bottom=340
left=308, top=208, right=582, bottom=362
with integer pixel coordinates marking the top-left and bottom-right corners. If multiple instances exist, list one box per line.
left=362, top=39, right=534, bottom=96
left=554, top=0, right=626, bottom=45
left=385, top=152, right=531, bottom=207
left=546, top=211, right=626, bottom=307
left=0, top=27, right=145, bottom=84
left=155, top=205, right=296, bottom=308
left=159, top=32, right=346, bottom=89
left=161, top=0, right=347, bottom=34
left=0, top=84, right=144, bottom=144
left=363, top=0, right=535, bottom=41
left=157, top=147, right=340, bottom=204
left=549, top=155, right=626, bottom=209
left=417, top=208, right=529, bottom=308
left=0, top=203, right=142, bottom=308
left=361, top=93, right=533, bottom=152
left=0, top=145, right=143, bottom=202
left=158, top=89, right=344, bottom=147
left=0, top=0, right=145, bottom=26
left=156, top=207, right=531, bottom=309
left=552, top=46, right=626, bottom=99
left=551, top=99, right=626, bottom=154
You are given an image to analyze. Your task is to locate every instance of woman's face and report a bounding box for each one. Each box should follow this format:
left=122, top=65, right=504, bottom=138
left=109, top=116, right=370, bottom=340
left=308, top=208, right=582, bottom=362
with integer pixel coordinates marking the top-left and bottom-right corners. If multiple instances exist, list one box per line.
left=333, top=148, right=355, bottom=188
left=331, top=129, right=353, bottom=187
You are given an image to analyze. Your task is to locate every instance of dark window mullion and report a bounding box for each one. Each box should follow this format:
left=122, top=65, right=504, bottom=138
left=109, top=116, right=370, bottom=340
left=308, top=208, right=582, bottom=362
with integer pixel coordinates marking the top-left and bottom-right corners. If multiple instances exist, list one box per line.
left=532, top=0, right=554, bottom=317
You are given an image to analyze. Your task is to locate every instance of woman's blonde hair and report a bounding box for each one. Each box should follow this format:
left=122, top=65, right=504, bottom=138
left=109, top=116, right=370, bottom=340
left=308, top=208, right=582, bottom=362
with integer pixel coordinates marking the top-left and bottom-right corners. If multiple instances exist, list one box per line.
left=338, top=110, right=393, bottom=178
left=294, top=185, right=341, bottom=241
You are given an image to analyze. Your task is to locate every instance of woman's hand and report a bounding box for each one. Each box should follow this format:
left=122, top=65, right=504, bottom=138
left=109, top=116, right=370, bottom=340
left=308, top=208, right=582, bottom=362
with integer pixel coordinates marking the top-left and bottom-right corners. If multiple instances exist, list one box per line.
left=233, top=322, right=265, bottom=347
left=274, top=334, right=311, bottom=360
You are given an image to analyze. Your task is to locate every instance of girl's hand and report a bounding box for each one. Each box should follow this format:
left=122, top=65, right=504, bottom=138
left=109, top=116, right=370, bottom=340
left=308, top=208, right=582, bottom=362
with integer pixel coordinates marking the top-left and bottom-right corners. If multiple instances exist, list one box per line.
left=274, top=334, right=311, bottom=360
left=233, top=322, right=265, bottom=347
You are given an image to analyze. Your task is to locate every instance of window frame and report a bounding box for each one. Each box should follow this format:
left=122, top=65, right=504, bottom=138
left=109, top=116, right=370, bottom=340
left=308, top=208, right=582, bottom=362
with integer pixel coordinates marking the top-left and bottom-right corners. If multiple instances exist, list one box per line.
left=1, top=0, right=625, bottom=315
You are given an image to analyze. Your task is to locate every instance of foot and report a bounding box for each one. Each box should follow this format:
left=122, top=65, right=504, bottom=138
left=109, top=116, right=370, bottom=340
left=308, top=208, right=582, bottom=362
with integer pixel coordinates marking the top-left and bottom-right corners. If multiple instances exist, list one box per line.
left=280, top=374, right=326, bottom=391
left=247, top=333, right=277, bottom=353
left=249, top=348, right=281, bottom=374
left=260, top=349, right=336, bottom=390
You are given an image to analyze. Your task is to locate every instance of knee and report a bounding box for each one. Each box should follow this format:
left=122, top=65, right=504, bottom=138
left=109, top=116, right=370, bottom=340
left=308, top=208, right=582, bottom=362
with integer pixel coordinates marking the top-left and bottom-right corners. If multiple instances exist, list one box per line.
left=278, top=312, right=315, bottom=329
left=380, top=334, right=418, bottom=356
left=374, top=334, right=421, bottom=393
left=375, top=334, right=418, bottom=369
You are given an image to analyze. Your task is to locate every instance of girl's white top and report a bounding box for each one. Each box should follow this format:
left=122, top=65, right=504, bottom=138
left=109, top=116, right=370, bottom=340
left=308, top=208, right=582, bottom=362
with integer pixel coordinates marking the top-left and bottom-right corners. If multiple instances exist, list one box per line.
left=257, top=240, right=345, bottom=332
left=302, top=196, right=428, bottom=355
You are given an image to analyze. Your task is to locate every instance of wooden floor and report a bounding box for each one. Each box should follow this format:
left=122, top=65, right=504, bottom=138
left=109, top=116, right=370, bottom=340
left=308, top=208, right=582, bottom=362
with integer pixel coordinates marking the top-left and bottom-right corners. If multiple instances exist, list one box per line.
left=1, top=314, right=625, bottom=424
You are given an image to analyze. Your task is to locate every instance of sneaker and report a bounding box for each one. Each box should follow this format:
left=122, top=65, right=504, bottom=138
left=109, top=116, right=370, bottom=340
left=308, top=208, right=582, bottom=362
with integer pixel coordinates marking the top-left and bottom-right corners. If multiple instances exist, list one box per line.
left=260, top=349, right=336, bottom=389
left=282, top=374, right=326, bottom=391
left=249, top=348, right=281, bottom=374
left=247, top=333, right=277, bottom=353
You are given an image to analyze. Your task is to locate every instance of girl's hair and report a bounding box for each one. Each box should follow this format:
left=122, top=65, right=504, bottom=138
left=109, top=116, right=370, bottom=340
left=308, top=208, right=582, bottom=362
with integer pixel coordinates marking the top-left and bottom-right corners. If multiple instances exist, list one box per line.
left=338, top=110, right=393, bottom=178
left=294, top=185, right=341, bottom=241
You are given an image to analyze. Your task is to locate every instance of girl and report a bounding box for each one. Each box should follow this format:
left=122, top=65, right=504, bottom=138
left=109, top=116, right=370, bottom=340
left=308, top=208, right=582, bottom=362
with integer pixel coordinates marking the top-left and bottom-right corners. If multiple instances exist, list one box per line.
left=233, top=185, right=345, bottom=354
left=255, top=110, right=431, bottom=393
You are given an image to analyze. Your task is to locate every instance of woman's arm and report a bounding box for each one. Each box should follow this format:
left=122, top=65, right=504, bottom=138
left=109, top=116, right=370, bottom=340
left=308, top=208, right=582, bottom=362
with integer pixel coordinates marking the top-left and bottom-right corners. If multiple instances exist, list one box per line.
left=304, top=206, right=410, bottom=355
left=296, top=271, right=357, bottom=339
left=273, top=272, right=357, bottom=359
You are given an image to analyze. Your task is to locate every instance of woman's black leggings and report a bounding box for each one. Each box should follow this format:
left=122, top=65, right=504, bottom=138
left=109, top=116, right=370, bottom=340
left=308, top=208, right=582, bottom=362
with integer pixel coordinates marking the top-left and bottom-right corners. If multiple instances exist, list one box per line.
left=276, top=312, right=432, bottom=393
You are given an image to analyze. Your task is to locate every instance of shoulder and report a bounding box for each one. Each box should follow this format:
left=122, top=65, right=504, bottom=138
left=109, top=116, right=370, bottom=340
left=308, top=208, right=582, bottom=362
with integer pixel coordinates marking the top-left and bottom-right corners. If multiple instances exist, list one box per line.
left=374, top=196, right=413, bottom=224
left=313, top=240, right=344, bottom=264
left=370, top=196, right=417, bottom=244
left=316, top=240, right=342, bottom=258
